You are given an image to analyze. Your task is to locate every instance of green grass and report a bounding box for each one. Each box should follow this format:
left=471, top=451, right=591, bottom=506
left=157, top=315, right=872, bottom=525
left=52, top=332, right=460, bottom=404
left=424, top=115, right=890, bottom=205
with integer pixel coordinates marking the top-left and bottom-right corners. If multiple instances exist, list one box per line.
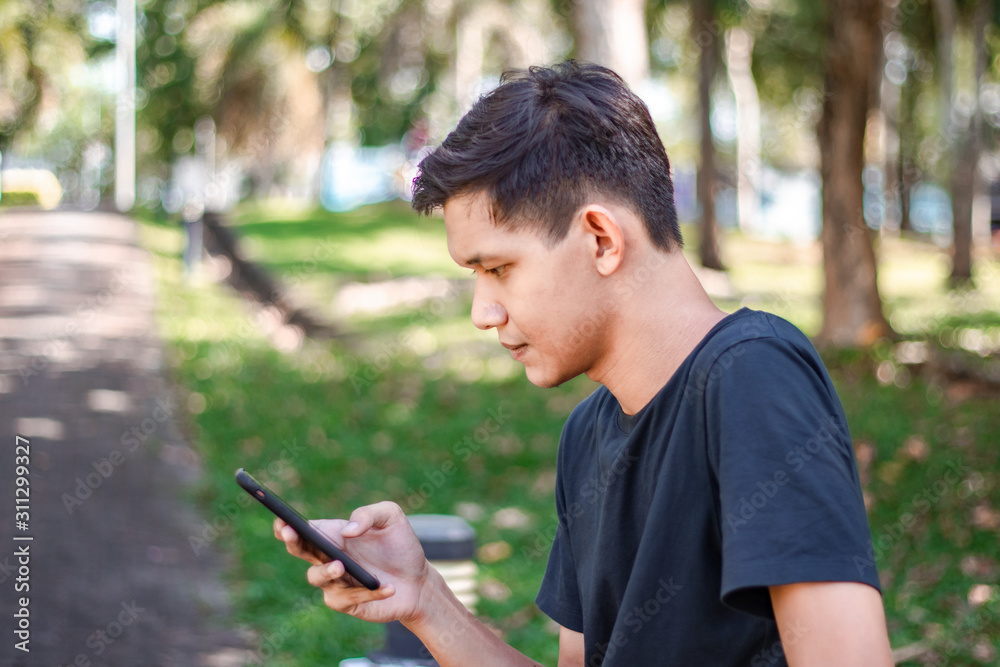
left=140, top=203, right=1000, bottom=666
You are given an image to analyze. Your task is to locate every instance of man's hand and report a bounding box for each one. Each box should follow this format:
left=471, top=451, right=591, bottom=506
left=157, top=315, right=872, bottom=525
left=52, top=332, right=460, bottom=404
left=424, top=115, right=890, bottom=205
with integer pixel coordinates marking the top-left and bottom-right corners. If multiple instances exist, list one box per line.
left=276, top=500, right=545, bottom=667
left=769, top=581, right=893, bottom=666
left=274, top=500, right=430, bottom=624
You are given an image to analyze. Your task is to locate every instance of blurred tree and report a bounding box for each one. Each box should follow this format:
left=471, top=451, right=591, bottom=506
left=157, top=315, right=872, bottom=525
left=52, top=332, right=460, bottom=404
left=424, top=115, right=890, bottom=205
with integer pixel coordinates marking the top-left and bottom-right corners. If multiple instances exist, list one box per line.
left=135, top=0, right=454, bottom=200
left=571, top=0, right=648, bottom=86
left=726, top=23, right=762, bottom=234
left=453, top=0, right=560, bottom=120
left=692, top=0, right=725, bottom=270
left=816, top=0, right=892, bottom=346
left=0, top=0, right=91, bottom=152
left=934, top=0, right=992, bottom=285
left=140, top=0, right=331, bottom=197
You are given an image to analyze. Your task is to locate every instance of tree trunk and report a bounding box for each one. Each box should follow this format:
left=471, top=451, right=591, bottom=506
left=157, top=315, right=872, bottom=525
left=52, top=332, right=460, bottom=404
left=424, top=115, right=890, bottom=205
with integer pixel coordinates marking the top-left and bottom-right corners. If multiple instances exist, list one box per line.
left=726, top=26, right=762, bottom=234
left=899, top=155, right=913, bottom=232
left=932, top=0, right=955, bottom=139
left=571, top=0, right=648, bottom=87
left=816, top=0, right=892, bottom=347
left=948, top=0, right=988, bottom=285
left=950, top=137, right=976, bottom=283
left=898, top=65, right=917, bottom=233
left=694, top=0, right=725, bottom=270
left=881, top=32, right=902, bottom=233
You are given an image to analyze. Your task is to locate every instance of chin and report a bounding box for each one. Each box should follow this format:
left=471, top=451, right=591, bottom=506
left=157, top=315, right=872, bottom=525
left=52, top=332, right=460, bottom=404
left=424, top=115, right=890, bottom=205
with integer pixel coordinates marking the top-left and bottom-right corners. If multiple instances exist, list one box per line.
left=524, top=365, right=579, bottom=389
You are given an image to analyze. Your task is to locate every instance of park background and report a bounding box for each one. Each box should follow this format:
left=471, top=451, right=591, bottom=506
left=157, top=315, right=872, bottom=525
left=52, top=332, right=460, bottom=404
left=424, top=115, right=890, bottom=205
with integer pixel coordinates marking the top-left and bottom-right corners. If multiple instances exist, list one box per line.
left=2, top=0, right=1000, bottom=665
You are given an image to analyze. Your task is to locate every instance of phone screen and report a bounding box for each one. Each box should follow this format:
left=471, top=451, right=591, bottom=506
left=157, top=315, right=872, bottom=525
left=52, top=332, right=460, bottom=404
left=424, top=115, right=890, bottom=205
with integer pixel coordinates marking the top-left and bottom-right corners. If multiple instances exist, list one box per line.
left=235, top=468, right=381, bottom=590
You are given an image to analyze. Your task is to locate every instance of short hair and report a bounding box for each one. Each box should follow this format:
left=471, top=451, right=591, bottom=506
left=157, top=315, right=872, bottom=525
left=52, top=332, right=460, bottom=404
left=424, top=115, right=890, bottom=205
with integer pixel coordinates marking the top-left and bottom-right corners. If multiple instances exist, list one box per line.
left=411, top=60, right=682, bottom=250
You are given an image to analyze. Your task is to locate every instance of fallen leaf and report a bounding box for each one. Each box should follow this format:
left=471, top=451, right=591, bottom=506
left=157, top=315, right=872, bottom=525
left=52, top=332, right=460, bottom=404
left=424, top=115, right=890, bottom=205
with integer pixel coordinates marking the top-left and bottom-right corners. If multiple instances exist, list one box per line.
left=478, top=540, right=512, bottom=563
left=972, top=642, right=996, bottom=663
left=854, top=439, right=875, bottom=485
left=960, top=555, right=997, bottom=578
left=454, top=501, right=486, bottom=522
left=877, top=460, right=906, bottom=485
left=479, top=578, right=512, bottom=602
left=899, top=435, right=930, bottom=462
left=972, top=504, right=1000, bottom=531
left=531, top=469, right=557, bottom=497
left=492, top=507, right=532, bottom=530
left=968, top=584, right=994, bottom=607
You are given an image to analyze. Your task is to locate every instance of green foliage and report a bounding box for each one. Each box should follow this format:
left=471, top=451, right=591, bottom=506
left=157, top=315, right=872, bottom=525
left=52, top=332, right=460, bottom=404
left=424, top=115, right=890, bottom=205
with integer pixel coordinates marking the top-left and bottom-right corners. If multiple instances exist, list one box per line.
left=349, top=2, right=450, bottom=146
left=750, top=0, right=825, bottom=108
left=135, top=0, right=208, bottom=168
left=0, top=0, right=92, bottom=149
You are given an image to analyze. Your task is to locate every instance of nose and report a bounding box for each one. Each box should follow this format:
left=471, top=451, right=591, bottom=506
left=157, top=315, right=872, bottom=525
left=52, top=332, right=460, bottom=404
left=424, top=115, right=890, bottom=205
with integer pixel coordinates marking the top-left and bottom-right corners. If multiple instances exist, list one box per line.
left=470, top=280, right=507, bottom=330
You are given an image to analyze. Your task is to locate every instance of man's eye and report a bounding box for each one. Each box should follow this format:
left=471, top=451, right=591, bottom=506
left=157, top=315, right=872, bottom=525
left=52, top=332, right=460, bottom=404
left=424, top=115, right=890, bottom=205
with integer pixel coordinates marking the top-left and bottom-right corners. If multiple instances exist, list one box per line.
left=470, top=265, right=506, bottom=277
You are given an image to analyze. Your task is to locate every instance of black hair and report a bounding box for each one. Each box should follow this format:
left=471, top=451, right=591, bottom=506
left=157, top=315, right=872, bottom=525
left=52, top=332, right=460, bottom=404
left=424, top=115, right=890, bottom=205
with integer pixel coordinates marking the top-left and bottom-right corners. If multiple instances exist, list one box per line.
left=411, top=60, right=682, bottom=250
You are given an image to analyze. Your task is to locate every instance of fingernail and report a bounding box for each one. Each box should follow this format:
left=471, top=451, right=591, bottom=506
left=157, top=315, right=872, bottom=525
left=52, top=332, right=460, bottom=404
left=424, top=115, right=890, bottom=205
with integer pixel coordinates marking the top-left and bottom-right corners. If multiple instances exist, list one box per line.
left=345, top=521, right=360, bottom=533
left=326, top=562, right=339, bottom=576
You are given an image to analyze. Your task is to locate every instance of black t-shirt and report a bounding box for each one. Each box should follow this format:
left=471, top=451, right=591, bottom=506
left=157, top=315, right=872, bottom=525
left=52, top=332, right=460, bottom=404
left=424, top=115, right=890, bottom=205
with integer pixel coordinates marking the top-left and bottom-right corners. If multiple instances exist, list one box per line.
left=535, top=308, right=880, bottom=666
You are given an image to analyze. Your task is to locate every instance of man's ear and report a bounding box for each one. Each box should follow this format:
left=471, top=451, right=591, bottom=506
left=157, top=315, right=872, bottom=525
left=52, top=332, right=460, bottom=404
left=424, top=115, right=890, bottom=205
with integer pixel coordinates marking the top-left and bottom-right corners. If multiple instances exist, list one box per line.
left=577, top=205, right=625, bottom=276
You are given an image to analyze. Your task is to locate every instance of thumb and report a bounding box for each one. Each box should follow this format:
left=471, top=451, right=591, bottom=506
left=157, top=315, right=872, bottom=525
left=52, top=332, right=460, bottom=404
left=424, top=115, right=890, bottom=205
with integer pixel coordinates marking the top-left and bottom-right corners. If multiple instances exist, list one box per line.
left=343, top=501, right=405, bottom=537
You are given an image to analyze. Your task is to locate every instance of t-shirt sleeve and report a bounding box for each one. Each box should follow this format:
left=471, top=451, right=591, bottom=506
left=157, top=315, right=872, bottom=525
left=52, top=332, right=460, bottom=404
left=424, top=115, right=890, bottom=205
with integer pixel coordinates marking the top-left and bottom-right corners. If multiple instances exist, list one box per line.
left=535, top=436, right=585, bottom=632
left=704, top=331, right=880, bottom=618
left=536, top=518, right=584, bottom=632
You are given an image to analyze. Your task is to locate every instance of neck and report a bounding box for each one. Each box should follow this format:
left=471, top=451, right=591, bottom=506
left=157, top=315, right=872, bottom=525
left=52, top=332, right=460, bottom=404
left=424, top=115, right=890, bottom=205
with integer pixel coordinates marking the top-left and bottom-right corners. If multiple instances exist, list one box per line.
left=586, top=249, right=726, bottom=415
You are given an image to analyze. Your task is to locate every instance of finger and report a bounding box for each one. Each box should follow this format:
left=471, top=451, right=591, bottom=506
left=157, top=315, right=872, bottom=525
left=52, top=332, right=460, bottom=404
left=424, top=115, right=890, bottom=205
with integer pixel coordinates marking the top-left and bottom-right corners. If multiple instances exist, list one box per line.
left=307, top=560, right=348, bottom=587
left=277, top=523, right=325, bottom=565
left=323, top=584, right=395, bottom=613
left=307, top=561, right=396, bottom=593
left=273, top=518, right=287, bottom=539
left=343, top=501, right=405, bottom=537
left=307, top=561, right=395, bottom=599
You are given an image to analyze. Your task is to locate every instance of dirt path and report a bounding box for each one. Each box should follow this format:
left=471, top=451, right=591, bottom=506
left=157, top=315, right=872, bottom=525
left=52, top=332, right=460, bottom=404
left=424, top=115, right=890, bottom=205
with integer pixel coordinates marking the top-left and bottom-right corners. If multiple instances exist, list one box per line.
left=0, top=210, right=248, bottom=666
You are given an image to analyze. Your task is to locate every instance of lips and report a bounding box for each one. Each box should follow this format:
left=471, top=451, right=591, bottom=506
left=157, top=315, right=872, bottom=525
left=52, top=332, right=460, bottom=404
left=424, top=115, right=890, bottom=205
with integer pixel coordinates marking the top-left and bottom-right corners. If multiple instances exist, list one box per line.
left=501, top=342, right=527, bottom=360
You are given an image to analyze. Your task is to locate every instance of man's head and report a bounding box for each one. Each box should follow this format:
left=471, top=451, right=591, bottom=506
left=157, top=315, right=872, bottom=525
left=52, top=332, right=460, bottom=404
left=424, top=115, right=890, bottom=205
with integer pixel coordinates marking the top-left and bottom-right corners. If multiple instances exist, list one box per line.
left=411, top=61, right=682, bottom=251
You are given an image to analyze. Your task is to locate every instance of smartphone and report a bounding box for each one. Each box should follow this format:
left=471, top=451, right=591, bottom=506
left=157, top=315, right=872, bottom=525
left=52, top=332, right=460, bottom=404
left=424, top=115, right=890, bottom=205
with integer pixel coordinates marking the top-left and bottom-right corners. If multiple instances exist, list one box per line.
left=235, top=468, right=381, bottom=590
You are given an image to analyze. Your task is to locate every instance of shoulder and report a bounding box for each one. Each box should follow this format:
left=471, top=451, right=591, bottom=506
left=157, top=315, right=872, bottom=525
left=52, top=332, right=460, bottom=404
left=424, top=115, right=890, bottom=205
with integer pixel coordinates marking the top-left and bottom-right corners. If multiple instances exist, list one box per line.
left=688, top=309, right=829, bottom=392
left=698, top=309, right=815, bottom=363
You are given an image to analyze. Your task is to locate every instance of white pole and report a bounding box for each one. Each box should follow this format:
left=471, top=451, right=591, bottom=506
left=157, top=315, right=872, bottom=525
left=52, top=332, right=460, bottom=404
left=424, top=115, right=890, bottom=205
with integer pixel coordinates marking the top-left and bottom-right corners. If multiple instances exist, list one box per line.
left=115, top=0, right=136, bottom=211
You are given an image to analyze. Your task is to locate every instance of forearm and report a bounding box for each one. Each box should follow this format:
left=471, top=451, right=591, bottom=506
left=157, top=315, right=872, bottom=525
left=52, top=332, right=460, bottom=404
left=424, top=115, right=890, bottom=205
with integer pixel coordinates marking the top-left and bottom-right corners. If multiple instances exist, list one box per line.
left=404, top=567, right=544, bottom=667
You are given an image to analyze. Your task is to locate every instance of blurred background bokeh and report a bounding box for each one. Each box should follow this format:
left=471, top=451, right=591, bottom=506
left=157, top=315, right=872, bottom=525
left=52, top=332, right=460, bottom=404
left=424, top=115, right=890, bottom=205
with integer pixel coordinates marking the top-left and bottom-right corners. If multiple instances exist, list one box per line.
left=2, top=0, right=1000, bottom=665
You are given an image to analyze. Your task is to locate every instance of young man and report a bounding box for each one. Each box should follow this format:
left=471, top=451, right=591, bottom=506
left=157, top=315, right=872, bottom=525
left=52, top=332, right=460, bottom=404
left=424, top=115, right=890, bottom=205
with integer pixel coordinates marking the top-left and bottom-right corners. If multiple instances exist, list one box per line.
left=276, top=61, right=893, bottom=666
